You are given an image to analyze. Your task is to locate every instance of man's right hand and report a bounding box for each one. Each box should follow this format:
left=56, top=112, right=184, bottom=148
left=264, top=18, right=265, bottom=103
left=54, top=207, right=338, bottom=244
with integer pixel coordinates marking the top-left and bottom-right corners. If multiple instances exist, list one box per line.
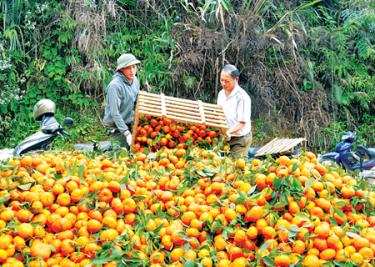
left=224, top=131, right=231, bottom=141
left=124, top=130, right=132, bottom=146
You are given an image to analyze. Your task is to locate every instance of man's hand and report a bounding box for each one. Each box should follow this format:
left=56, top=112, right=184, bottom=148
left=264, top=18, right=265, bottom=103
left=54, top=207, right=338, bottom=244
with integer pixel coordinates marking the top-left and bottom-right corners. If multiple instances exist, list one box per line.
left=224, top=131, right=231, bottom=141
left=124, top=130, right=132, bottom=146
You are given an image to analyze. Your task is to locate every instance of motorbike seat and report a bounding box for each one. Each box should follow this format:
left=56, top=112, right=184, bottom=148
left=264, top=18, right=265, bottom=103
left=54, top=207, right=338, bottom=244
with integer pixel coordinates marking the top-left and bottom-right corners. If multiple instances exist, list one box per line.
left=357, top=145, right=375, bottom=159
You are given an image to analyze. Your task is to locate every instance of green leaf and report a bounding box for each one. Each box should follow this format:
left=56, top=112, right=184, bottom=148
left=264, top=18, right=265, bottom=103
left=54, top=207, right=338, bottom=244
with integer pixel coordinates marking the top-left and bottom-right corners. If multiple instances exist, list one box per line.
left=334, top=200, right=347, bottom=207
left=346, top=231, right=361, bottom=239
left=221, top=0, right=234, bottom=12
left=260, top=241, right=269, bottom=252
left=184, top=260, right=195, bottom=267
left=18, top=183, right=34, bottom=191
left=0, top=193, right=10, bottom=205
left=292, top=162, right=298, bottom=172
left=333, top=207, right=345, bottom=218
left=263, top=256, right=275, bottom=266
left=289, top=225, right=301, bottom=232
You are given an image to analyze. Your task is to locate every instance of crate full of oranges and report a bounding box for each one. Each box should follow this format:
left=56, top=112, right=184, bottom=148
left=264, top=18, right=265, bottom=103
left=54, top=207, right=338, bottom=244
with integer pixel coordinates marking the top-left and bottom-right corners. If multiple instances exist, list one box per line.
left=131, top=92, right=228, bottom=152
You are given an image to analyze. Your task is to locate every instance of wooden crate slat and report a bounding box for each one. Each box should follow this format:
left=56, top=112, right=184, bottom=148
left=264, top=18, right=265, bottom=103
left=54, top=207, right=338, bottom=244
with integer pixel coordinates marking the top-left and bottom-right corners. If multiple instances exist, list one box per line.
left=138, top=103, right=162, bottom=112
left=205, top=117, right=227, bottom=124
left=166, top=107, right=200, bottom=117
left=139, top=91, right=161, bottom=98
left=161, top=94, right=167, bottom=116
left=141, top=95, right=162, bottom=102
left=254, top=138, right=278, bottom=155
left=262, top=139, right=293, bottom=155
left=164, top=99, right=200, bottom=109
left=134, top=92, right=228, bottom=133
left=204, top=109, right=225, bottom=115
left=255, top=138, right=306, bottom=157
left=165, top=115, right=203, bottom=125
left=198, top=101, right=206, bottom=124
left=165, top=95, right=199, bottom=105
left=256, top=139, right=286, bottom=155
left=138, top=102, right=161, bottom=109
left=205, top=114, right=227, bottom=120
left=202, top=102, right=222, bottom=109
left=165, top=111, right=202, bottom=122
left=138, top=106, right=163, bottom=116
left=205, top=122, right=228, bottom=129
left=139, top=98, right=162, bottom=106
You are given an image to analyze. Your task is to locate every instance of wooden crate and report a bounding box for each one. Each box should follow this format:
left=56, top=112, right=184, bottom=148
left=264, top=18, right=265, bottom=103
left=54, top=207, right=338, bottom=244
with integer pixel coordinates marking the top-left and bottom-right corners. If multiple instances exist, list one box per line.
left=255, top=138, right=306, bottom=157
left=132, top=91, right=228, bottom=144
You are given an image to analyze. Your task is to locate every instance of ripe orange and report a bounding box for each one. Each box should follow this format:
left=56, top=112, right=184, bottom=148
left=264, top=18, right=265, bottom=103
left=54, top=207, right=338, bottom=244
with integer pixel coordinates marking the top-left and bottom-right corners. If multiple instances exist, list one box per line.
left=87, top=219, right=103, bottom=233
left=245, top=206, right=264, bottom=222
left=302, top=254, right=320, bottom=267
left=170, top=247, right=183, bottom=262
left=17, top=223, right=34, bottom=239
left=274, top=254, right=291, bottom=267
left=30, top=242, right=51, bottom=260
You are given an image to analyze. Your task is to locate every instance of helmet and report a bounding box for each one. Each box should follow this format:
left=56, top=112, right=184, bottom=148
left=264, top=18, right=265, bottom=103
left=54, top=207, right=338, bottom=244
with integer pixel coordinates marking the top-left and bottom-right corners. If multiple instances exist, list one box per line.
left=341, top=131, right=356, bottom=143
left=33, top=99, right=56, bottom=121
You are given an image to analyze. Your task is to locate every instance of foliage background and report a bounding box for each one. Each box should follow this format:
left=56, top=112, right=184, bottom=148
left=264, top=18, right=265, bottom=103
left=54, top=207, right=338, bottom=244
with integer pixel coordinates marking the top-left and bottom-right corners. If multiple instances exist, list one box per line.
left=0, top=0, right=374, bottom=151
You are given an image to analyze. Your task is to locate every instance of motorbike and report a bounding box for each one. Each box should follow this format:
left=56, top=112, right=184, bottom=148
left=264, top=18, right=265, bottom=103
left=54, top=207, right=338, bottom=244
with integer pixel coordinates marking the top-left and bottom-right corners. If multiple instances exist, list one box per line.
left=0, top=99, right=115, bottom=163
left=319, top=131, right=375, bottom=179
left=0, top=115, right=73, bottom=161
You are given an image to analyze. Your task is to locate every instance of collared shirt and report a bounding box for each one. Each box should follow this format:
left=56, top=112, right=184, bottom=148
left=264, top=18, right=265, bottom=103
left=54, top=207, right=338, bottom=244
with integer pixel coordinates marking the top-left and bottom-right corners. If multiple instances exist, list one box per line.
left=103, top=72, right=140, bottom=133
left=217, top=85, right=251, bottom=136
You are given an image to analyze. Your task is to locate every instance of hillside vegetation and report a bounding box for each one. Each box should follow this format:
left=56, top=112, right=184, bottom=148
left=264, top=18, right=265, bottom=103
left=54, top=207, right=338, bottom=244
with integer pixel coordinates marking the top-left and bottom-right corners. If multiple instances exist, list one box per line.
left=0, top=0, right=374, bottom=150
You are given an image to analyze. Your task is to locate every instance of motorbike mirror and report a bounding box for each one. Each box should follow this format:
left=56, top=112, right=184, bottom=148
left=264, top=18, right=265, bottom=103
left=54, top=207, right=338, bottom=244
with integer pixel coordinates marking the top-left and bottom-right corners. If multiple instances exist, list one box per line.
left=63, top=117, right=74, bottom=125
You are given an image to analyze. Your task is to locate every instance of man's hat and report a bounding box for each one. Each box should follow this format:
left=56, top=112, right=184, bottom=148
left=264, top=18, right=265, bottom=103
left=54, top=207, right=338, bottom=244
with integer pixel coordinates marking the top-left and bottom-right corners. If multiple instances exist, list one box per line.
left=116, top=53, right=141, bottom=71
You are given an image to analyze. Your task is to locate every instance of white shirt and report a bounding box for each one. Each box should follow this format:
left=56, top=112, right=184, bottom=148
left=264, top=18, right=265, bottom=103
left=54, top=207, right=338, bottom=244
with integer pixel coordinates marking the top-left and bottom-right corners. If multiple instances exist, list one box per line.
left=217, top=85, right=251, bottom=136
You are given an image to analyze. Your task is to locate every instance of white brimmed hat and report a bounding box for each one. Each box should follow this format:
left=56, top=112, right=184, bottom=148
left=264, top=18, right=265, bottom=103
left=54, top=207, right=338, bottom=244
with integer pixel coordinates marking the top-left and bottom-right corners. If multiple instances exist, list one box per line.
left=116, top=53, right=141, bottom=71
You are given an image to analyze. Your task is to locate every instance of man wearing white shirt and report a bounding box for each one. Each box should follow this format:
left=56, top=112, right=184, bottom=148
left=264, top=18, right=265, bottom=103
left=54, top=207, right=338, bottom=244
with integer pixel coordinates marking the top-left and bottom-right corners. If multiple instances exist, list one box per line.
left=217, top=64, right=252, bottom=159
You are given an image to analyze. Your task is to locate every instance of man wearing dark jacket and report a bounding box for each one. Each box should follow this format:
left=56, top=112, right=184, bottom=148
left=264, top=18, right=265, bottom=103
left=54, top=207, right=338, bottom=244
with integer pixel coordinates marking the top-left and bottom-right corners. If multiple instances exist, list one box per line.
left=103, top=53, right=141, bottom=148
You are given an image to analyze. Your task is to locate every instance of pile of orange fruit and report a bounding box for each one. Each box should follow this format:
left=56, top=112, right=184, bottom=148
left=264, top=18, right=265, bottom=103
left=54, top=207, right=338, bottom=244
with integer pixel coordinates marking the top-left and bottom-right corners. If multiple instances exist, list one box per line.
left=0, top=147, right=374, bottom=267
left=133, top=115, right=226, bottom=152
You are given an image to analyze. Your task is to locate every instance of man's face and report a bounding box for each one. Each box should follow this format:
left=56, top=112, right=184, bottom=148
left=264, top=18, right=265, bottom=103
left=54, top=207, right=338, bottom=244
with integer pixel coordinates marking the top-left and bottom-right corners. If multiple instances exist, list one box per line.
left=220, top=71, right=237, bottom=92
left=121, top=65, right=137, bottom=82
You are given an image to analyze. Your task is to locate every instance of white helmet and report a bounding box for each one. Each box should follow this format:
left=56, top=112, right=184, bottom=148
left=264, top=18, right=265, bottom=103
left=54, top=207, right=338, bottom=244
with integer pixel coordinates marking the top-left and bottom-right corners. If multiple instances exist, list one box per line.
left=33, top=99, right=56, bottom=121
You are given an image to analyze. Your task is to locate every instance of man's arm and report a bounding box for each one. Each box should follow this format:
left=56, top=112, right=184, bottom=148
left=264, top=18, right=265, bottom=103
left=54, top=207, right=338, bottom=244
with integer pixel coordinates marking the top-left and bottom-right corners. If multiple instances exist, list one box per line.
left=107, top=86, right=129, bottom=133
left=228, top=121, right=246, bottom=135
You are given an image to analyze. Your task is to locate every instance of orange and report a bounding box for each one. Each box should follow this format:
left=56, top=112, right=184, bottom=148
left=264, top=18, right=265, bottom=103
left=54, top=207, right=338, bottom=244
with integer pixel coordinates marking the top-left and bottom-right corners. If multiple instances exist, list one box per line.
left=30, top=242, right=51, bottom=260
left=56, top=193, right=71, bottom=206
left=302, top=254, right=320, bottom=267
left=224, top=208, right=237, bottom=222
left=170, top=247, right=184, bottom=262
left=17, top=223, right=34, bottom=239
left=245, top=206, right=264, bottom=222
left=246, top=226, right=258, bottom=240
left=358, top=247, right=374, bottom=260
left=262, top=226, right=276, bottom=240
left=228, top=246, right=243, bottom=260
left=87, top=219, right=103, bottom=233
left=319, top=248, right=336, bottom=261
left=350, top=252, right=363, bottom=265
left=236, top=159, right=246, bottom=169
left=150, top=251, right=165, bottom=264
left=293, top=240, right=306, bottom=254
left=314, top=222, right=330, bottom=238
left=274, top=254, right=291, bottom=267
left=16, top=209, right=33, bottom=223
left=341, top=186, right=355, bottom=198
left=233, top=230, right=246, bottom=244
